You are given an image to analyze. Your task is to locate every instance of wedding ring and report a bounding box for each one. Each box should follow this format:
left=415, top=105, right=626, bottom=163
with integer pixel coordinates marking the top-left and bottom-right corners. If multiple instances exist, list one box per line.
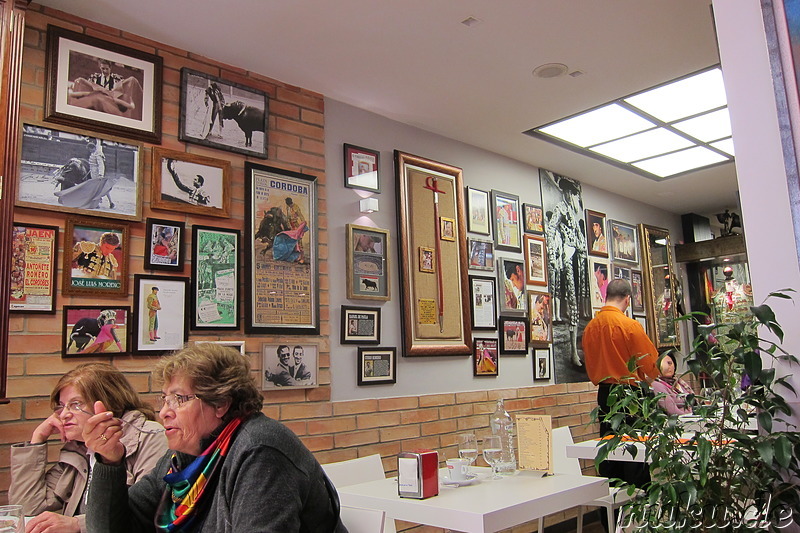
left=100, top=433, right=108, bottom=441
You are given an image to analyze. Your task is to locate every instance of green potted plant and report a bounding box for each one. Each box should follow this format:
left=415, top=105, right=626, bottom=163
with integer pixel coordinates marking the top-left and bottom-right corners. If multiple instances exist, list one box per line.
left=597, top=292, right=800, bottom=532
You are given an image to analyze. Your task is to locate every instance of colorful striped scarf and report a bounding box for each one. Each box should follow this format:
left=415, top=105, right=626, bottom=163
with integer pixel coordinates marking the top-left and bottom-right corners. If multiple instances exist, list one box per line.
left=156, top=417, right=243, bottom=532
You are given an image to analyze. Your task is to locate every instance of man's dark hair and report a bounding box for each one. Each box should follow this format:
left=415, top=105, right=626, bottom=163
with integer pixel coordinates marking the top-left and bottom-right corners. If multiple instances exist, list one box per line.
left=277, top=344, right=289, bottom=355
left=195, top=175, right=205, bottom=186
left=505, top=261, right=521, bottom=279
left=606, top=279, right=632, bottom=300
left=100, top=232, right=120, bottom=247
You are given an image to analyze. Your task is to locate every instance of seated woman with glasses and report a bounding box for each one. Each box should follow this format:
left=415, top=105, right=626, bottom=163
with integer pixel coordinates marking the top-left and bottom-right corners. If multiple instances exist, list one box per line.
left=9, top=363, right=168, bottom=533
left=83, top=343, right=346, bottom=532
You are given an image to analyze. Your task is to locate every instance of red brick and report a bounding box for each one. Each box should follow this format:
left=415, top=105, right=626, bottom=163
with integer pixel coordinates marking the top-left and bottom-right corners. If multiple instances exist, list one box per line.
left=334, top=429, right=379, bottom=448
left=357, top=411, right=400, bottom=429
left=378, top=397, right=418, bottom=411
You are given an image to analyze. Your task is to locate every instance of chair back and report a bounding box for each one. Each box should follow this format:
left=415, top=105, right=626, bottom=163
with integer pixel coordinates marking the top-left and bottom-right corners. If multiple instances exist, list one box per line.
left=322, top=454, right=396, bottom=533
left=551, top=426, right=583, bottom=476
left=339, top=506, right=385, bottom=533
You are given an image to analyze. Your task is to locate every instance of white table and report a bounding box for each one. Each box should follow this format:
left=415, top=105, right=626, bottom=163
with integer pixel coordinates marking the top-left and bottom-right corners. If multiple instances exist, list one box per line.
left=565, top=437, right=647, bottom=462
left=337, top=468, right=607, bottom=533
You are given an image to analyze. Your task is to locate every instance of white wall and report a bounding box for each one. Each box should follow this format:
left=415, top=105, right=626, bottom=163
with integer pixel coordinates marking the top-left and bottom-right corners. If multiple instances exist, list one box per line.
left=324, top=98, right=682, bottom=401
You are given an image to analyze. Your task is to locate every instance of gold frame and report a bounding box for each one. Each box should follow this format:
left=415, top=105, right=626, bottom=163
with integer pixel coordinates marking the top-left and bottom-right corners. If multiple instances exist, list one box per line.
left=638, top=224, right=681, bottom=349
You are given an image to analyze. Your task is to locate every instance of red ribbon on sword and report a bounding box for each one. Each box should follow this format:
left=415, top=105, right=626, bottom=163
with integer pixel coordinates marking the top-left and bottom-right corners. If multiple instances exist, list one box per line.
left=424, top=176, right=446, bottom=333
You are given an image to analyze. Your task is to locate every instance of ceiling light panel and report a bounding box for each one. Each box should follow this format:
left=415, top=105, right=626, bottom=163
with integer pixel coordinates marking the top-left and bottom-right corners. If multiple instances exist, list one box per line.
left=589, top=128, right=694, bottom=163
left=538, top=103, right=654, bottom=147
left=623, top=68, right=727, bottom=122
left=632, top=146, right=729, bottom=178
left=672, top=109, right=732, bottom=142
left=710, top=138, right=735, bottom=156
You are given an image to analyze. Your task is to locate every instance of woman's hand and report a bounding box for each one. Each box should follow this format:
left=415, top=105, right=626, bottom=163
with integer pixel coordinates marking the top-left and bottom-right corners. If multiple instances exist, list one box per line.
left=25, top=511, right=79, bottom=533
left=82, top=400, right=124, bottom=465
left=30, top=413, right=66, bottom=444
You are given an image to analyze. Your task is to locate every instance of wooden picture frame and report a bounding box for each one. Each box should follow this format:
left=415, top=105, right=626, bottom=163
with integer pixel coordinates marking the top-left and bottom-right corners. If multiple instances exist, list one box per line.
left=18, top=123, right=143, bottom=222
left=10, top=223, right=58, bottom=313
left=346, top=224, right=390, bottom=301
left=191, top=225, right=240, bottom=330
left=466, top=186, right=491, bottom=235
left=144, top=218, right=185, bottom=272
left=473, top=338, right=499, bottom=376
left=609, top=219, right=640, bottom=265
left=358, top=347, right=397, bottom=385
left=469, top=275, right=497, bottom=330
left=585, top=209, right=609, bottom=257
left=533, top=348, right=552, bottom=381
left=523, top=234, right=548, bottom=286
left=44, top=25, right=162, bottom=143
left=62, top=306, right=129, bottom=357
left=499, top=316, right=529, bottom=354
left=589, top=258, right=610, bottom=309
left=262, top=343, right=319, bottom=389
left=529, top=291, right=553, bottom=345
left=344, top=143, right=380, bottom=193
left=395, top=151, right=472, bottom=356
left=341, top=305, right=381, bottom=344
left=467, top=237, right=494, bottom=271
left=631, top=269, right=645, bottom=312
left=179, top=68, right=268, bottom=159
left=491, top=190, right=522, bottom=252
left=523, top=203, right=544, bottom=234
left=498, top=257, right=527, bottom=314
left=245, top=163, right=319, bottom=335
left=151, top=148, right=231, bottom=219
left=62, top=217, right=128, bottom=297
left=440, top=217, right=456, bottom=241
left=132, top=274, right=189, bottom=355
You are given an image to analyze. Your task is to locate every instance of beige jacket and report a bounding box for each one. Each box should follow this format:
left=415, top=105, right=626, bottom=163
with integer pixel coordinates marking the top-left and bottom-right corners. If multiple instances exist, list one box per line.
left=9, top=410, right=167, bottom=533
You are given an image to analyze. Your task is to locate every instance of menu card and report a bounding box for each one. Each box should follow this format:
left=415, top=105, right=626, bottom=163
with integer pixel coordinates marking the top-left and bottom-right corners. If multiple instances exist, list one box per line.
left=516, top=414, right=552, bottom=472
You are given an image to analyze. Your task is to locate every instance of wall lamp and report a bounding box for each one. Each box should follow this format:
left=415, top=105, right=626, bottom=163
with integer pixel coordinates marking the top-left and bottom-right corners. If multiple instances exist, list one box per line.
left=359, top=197, right=379, bottom=213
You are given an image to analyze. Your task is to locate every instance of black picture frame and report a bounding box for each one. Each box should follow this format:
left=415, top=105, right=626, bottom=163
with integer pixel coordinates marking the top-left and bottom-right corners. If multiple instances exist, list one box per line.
left=191, top=225, right=240, bottom=330
left=344, top=143, right=380, bottom=193
left=357, top=347, right=397, bottom=385
left=132, top=274, right=189, bottom=355
left=523, top=203, right=544, bottom=234
left=533, top=348, right=552, bottom=381
left=144, top=218, right=185, bottom=272
left=473, top=338, right=499, bottom=376
left=468, top=275, right=497, bottom=330
left=62, top=306, right=130, bottom=357
left=499, top=316, right=529, bottom=355
left=341, top=306, right=381, bottom=344
left=10, top=222, right=59, bottom=314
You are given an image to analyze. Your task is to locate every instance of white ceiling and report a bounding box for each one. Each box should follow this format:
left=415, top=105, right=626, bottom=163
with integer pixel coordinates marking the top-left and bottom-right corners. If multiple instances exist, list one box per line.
left=36, top=0, right=738, bottom=215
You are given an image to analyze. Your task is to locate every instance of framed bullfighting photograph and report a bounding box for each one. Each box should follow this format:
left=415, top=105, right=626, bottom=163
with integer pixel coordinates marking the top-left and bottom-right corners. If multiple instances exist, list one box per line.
left=609, top=219, right=639, bottom=265
left=151, top=148, right=231, bottom=219
left=498, top=257, right=527, bottom=314
left=132, top=274, right=189, bottom=355
left=586, top=210, right=609, bottom=257
left=467, top=237, right=494, bottom=271
left=62, top=218, right=128, bottom=297
left=523, top=234, right=548, bottom=286
left=62, top=306, right=130, bottom=357
left=473, top=338, right=499, bottom=377
left=245, top=163, right=319, bottom=335
left=499, top=316, right=529, bottom=355
left=179, top=68, right=268, bottom=159
left=358, top=347, right=397, bottom=386
left=534, top=349, right=552, bottom=381
left=341, top=306, right=381, bottom=344
left=262, top=343, right=318, bottom=390
left=346, top=224, right=390, bottom=301
left=10, top=223, right=58, bottom=314
left=191, top=225, right=240, bottom=330
left=45, top=25, right=162, bottom=143
left=491, top=189, right=522, bottom=252
left=17, top=123, right=143, bottom=221
left=469, top=275, right=497, bottom=330
left=344, top=143, right=380, bottom=193
left=144, top=218, right=185, bottom=272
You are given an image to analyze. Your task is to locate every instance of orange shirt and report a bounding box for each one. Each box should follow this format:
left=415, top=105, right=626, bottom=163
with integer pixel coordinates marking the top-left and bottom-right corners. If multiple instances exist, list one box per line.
left=582, top=306, right=659, bottom=385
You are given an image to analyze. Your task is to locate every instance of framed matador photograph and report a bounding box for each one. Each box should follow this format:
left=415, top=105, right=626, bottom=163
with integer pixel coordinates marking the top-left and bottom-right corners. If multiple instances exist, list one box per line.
left=491, top=189, right=522, bottom=252
left=523, top=234, right=548, bottom=286
left=341, top=306, right=381, bottom=344
left=613, top=264, right=632, bottom=283
left=498, top=257, right=527, bottom=314
left=44, top=25, right=162, bottom=143
left=132, top=274, right=189, bottom=354
left=10, top=223, right=59, bottom=313
left=144, top=218, right=185, bottom=272
left=466, top=186, right=491, bottom=235
left=467, top=237, right=494, bottom=271
left=151, top=148, right=231, bottom=218
left=469, top=275, right=497, bottom=330
left=191, top=225, right=240, bottom=330
left=585, top=209, right=608, bottom=257
left=609, top=219, right=639, bottom=265
left=245, top=163, right=319, bottom=335
left=179, top=68, right=268, bottom=158
left=344, top=143, right=380, bottom=193
left=528, top=291, right=553, bottom=345
left=589, top=258, right=610, bottom=309
left=62, top=306, right=130, bottom=357
left=499, top=316, right=529, bottom=355
left=18, top=123, right=143, bottom=222
left=262, top=343, right=318, bottom=389
left=358, top=347, right=397, bottom=385
left=523, top=203, right=544, bottom=234
left=473, top=338, right=499, bottom=376
left=346, top=224, right=390, bottom=301
left=62, top=217, right=128, bottom=297
left=534, top=349, right=552, bottom=381
left=631, top=269, right=645, bottom=312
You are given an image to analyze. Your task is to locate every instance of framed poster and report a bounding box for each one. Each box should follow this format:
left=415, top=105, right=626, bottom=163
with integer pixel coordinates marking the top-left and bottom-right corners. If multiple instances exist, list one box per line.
left=44, top=25, right=162, bottom=143
left=473, top=338, right=499, bottom=376
left=245, top=163, right=319, bottom=334
left=523, top=203, right=544, bottom=234
left=534, top=349, right=552, bottom=381
left=262, top=343, right=318, bottom=389
left=144, top=218, right=185, bottom=272
left=151, top=148, right=231, bottom=218
left=631, top=269, right=645, bottom=312
left=346, top=224, right=390, bottom=301
left=132, top=275, right=189, bottom=354
left=466, top=186, right=490, bottom=235
left=179, top=68, right=268, bottom=158
left=62, top=306, right=129, bottom=357
left=585, top=209, right=609, bottom=257
left=491, top=189, right=522, bottom=252
left=609, top=219, right=639, bottom=265
left=62, top=218, right=128, bottom=297
left=196, top=340, right=246, bottom=356
left=344, top=143, right=380, bottom=193
left=395, top=151, right=472, bottom=356
left=529, top=291, right=553, bottom=345
left=469, top=275, right=497, bottom=330
left=500, top=316, right=529, bottom=354
left=10, top=223, right=58, bottom=313
left=523, top=234, right=548, bottom=286
left=18, top=123, right=143, bottom=222
left=498, top=257, right=527, bottom=314
left=467, top=237, right=494, bottom=271
left=358, top=347, right=397, bottom=385
left=191, top=225, right=240, bottom=330
left=341, top=306, right=381, bottom=344
left=589, top=258, right=610, bottom=309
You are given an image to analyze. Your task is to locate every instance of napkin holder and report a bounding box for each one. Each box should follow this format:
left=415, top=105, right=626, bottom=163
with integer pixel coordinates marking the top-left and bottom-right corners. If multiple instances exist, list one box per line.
left=397, top=449, right=439, bottom=499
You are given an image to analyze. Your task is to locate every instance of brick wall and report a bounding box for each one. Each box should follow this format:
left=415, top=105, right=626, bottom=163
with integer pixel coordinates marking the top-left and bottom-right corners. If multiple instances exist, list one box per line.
left=0, top=5, right=600, bottom=532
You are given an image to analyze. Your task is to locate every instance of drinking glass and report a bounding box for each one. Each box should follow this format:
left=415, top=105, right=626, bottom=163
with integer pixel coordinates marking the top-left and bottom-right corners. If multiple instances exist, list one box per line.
left=482, top=435, right=503, bottom=479
left=458, top=433, right=478, bottom=474
left=0, top=505, right=23, bottom=533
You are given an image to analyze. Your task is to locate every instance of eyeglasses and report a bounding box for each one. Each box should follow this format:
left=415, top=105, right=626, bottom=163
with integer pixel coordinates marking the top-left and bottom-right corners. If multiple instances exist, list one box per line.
left=157, top=393, right=199, bottom=410
left=54, top=400, right=86, bottom=415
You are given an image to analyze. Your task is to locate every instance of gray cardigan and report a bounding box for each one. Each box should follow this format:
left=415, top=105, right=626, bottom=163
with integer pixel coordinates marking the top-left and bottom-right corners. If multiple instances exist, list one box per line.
left=86, top=413, right=346, bottom=532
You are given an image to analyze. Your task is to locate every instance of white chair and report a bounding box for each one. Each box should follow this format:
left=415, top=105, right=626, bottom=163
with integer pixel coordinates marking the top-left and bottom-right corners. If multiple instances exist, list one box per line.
left=537, top=426, right=635, bottom=533
left=322, top=454, right=397, bottom=533
left=340, top=506, right=385, bottom=533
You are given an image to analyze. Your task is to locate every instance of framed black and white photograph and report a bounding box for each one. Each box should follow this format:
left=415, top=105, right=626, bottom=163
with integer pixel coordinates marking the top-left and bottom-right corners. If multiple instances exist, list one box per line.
left=62, top=306, right=129, bottom=357
left=491, top=189, right=522, bottom=252
left=469, top=275, right=497, bottom=330
left=132, top=275, right=189, bottom=355
left=262, top=343, right=318, bottom=389
left=341, top=306, right=381, bottom=344
left=344, top=143, right=380, bottom=193
left=358, top=347, right=397, bottom=385
left=499, top=316, right=529, bottom=355
left=498, top=257, right=527, bottom=314
left=180, top=68, right=268, bottom=158
left=191, top=225, right=240, bottom=330
left=467, top=237, right=494, bottom=271
left=144, top=218, right=185, bottom=272
left=466, top=186, right=491, bottom=235
left=151, top=148, right=231, bottom=219
left=18, top=123, right=143, bottom=221
left=609, top=219, right=639, bottom=265
left=10, top=223, right=58, bottom=313
left=45, top=25, right=162, bottom=143
left=523, top=203, right=544, bottom=234
left=534, top=348, right=552, bottom=381
left=346, top=224, right=390, bottom=301
left=473, top=338, right=499, bottom=376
